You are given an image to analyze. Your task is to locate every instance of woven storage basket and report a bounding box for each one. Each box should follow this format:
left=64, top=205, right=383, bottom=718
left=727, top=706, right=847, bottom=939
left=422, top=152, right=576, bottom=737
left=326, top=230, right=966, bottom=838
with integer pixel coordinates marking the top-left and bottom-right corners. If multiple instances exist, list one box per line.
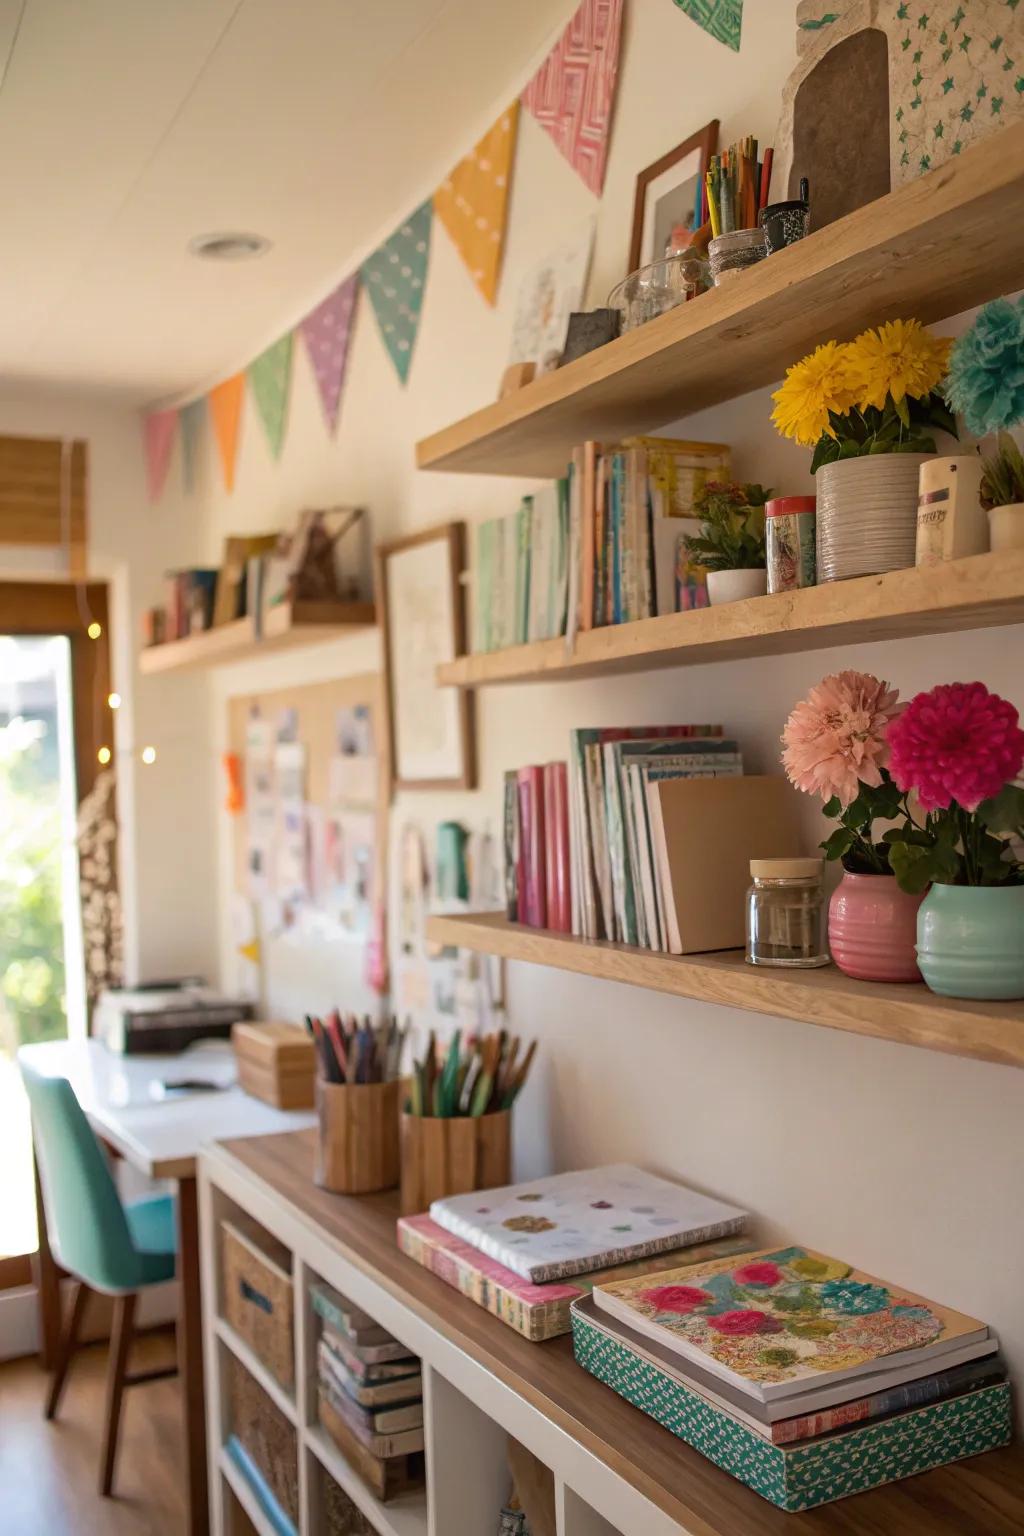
left=324, top=1473, right=376, bottom=1535
left=222, top=1217, right=295, bottom=1390
left=228, top=1354, right=299, bottom=1526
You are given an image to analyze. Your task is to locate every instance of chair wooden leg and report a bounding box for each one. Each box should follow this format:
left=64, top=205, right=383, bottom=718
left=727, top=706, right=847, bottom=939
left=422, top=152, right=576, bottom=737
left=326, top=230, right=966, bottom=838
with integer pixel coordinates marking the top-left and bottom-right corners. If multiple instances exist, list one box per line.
left=44, top=1278, right=88, bottom=1421
left=99, top=1291, right=137, bottom=1498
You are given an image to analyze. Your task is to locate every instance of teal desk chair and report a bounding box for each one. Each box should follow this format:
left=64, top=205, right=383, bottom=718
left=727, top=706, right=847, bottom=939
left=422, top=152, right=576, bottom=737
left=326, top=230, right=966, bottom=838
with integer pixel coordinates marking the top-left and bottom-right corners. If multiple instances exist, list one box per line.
left=21, top=1062, right=179, bottom=1497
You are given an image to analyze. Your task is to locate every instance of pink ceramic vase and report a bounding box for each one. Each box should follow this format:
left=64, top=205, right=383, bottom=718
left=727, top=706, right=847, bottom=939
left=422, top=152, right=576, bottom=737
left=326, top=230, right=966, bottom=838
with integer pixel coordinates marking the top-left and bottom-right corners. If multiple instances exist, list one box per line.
left=828, top=872, right=924, bottom=983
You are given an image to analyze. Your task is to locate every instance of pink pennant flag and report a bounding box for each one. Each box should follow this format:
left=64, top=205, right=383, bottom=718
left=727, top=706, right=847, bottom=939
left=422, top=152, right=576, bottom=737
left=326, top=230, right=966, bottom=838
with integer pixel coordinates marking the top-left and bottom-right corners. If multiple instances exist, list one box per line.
left=299, top=274, right=359, bottom=434
left=522, top=0, right=623, bottom=197
left=143, top=409, right=177, bottom=503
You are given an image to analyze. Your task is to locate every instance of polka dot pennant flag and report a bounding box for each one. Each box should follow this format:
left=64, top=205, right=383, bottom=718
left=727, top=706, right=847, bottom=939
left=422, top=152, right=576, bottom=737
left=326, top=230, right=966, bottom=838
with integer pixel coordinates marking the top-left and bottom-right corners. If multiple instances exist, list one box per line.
left=299, top=273, right=359, bottom=434
left=434, top=102, right=519, bottom=306
left=360, top=201, right=431, bottom=385
left=142, top=409, right=176, bottom=502
left=248, top=333, right=293, bottom=459
left=209, top=372, right=245, bottom=493
left=521, top=0, right=623, bottom=197
left=179, top=396, right=205, bottom=493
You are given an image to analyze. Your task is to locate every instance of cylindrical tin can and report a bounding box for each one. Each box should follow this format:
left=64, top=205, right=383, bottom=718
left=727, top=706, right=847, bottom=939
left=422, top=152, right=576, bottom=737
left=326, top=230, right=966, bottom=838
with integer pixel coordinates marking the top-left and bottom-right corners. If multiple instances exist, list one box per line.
left=766, top=495, right=817, bottom=593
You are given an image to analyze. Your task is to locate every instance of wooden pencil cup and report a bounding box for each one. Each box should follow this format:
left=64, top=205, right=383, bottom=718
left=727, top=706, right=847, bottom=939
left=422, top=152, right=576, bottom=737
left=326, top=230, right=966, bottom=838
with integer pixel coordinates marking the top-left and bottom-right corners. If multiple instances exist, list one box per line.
left=399, top=1109, right=511, bottom=1215
left=315, top=1078, right=401, bottom=1195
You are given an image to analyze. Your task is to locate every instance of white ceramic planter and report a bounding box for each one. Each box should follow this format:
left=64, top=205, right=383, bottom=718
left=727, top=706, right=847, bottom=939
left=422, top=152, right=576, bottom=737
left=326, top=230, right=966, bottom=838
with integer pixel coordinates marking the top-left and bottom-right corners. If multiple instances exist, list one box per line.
left=705, top=568, right=768, bottom=605
left=988, top=502, right=1024, bottom=552
left=815, top=452, right=931, bottom=581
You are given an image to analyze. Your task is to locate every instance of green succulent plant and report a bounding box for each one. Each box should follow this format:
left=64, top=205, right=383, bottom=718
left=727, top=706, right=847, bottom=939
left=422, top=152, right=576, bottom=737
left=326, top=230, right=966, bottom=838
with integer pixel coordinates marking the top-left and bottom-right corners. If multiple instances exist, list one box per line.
left=682, top=481, right=770, bottom=572
left=980, top=432, right=1024, bottom=512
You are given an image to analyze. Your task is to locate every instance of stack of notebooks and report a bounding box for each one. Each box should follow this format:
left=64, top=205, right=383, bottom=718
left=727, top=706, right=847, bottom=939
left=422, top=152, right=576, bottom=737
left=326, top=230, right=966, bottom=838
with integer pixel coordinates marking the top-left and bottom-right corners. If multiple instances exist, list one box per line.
left=567, top=723, right=742, bottom=946
left=311, top=1280, right=425, bottom=1503
left=397, top=1165, right=751, bottom=1343
left=467, top=437, right=729, bottom=656
left=573, top=1245, right=1011, bottom=1512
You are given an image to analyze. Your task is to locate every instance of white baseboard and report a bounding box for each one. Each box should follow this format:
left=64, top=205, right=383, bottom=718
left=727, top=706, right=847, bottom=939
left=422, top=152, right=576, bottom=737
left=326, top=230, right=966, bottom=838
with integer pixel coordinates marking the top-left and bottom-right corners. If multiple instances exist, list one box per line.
left=0, top=1278, right=179, bottom=1363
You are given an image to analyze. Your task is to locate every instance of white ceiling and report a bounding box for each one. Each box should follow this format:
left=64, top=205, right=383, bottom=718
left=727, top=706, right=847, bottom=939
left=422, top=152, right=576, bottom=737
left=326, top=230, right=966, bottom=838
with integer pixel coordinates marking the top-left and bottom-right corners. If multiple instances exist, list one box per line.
left=0, top=0, right=573, bottom=403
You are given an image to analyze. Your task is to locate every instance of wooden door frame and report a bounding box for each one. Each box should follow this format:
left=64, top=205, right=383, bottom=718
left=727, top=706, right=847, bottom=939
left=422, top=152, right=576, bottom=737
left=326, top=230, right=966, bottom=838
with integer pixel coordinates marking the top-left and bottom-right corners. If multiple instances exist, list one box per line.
left=1, top=581, right=112, bottom=1290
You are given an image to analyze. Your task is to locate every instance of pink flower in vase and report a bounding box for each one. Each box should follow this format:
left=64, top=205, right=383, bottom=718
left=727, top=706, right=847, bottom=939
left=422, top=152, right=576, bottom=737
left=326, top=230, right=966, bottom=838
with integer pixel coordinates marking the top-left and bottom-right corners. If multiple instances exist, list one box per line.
left=887, top=682, right=1024, bottom=811
left=782, top=671, right=901, bottom=807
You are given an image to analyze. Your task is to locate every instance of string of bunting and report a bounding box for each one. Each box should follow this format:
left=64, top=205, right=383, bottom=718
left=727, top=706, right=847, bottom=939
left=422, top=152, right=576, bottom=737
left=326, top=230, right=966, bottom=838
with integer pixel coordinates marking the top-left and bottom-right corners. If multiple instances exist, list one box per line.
left=141, top=0, right=625, bottom=501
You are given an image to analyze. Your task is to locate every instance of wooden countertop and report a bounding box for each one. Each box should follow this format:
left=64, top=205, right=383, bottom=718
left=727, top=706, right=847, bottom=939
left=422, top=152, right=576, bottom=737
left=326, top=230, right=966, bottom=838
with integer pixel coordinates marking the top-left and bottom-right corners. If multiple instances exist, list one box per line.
left=215, top=1130, right=1024, bottom=1536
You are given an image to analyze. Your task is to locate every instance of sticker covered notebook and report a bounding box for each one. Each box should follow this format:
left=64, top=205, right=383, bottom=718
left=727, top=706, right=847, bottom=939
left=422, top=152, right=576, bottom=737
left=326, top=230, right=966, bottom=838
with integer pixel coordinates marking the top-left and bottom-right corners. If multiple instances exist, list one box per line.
left=592, top=1246, right=988, bottom=1403
left=427, top=1164, right=747, bottom=1283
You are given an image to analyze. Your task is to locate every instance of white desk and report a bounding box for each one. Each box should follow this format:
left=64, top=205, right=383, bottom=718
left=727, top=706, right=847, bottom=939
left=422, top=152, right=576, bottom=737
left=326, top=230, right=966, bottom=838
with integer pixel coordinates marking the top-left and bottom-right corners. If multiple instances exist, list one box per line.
left=19, top=1037, right=315, bottom=1536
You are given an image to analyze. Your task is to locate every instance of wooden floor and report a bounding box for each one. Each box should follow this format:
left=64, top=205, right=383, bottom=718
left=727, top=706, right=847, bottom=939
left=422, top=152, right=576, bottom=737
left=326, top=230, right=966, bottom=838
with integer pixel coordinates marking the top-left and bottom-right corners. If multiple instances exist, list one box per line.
left=0, top=1330, right=184, bottom=1534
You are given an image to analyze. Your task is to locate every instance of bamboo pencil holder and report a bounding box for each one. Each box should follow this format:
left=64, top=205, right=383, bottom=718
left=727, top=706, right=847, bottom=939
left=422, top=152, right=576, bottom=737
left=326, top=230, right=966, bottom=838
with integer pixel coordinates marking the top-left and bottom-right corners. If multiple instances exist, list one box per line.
left=399, top=1109, right=511, bottom=1215
left=315, top=1078, right=401, bottom=1195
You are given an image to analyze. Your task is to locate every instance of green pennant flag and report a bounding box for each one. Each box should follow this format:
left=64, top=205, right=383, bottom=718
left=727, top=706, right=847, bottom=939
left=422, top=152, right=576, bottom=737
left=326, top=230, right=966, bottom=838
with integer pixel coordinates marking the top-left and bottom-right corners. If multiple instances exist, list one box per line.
left=361, top=201, right=431, bottom=385
left=673, top=0, right=743, bottom=51
left=248, top=333, right=293, bottom=458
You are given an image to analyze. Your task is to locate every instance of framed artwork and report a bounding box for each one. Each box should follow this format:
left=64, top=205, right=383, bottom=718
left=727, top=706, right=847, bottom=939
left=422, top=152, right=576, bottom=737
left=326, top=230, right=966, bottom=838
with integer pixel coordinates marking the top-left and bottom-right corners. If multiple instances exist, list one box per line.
left=628, top=120, right=719, bottom=273
left=507, top=216, right=596, bottom=373
left=376, top=522, right=476, bottom=791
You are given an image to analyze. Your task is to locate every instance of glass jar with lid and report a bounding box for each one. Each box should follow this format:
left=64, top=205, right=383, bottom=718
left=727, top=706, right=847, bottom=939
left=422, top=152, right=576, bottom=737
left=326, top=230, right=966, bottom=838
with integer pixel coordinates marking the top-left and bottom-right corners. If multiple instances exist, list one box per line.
left=745, top=858, right=830, bottom=968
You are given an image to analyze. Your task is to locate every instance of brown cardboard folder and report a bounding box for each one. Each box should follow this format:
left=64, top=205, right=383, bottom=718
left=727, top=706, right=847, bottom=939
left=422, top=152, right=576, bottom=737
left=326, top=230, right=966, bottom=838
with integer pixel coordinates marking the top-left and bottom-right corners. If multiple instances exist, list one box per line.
left=650, top=776, right=804, bottom=954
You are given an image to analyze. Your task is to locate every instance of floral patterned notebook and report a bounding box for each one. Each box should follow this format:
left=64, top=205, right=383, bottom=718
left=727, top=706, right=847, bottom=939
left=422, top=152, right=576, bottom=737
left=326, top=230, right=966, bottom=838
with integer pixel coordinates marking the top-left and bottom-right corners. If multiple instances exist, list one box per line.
left=592, top=1246, right=988, bottom=1403
left=427, top=1164, right=747, bottom=1283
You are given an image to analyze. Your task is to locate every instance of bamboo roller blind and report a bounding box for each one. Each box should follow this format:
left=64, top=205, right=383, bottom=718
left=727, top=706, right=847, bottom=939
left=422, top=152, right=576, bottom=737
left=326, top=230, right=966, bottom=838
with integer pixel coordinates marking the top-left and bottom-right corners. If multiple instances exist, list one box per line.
left=0, top=434, right=88, bottom=575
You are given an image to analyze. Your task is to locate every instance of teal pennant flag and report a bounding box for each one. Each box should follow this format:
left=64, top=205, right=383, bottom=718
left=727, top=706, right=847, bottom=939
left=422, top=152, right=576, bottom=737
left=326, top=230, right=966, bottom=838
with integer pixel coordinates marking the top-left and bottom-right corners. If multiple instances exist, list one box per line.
left=361, top=201, right=431, bottom=385
left=248, top=333, right=293, bottom=459
left=673, top=0, right=742, bottom=51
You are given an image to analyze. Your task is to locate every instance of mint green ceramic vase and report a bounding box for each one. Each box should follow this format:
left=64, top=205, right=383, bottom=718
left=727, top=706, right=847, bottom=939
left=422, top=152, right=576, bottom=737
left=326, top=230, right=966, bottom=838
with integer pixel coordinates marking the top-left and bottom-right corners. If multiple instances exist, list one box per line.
left=917, top=884, right=1024, bottom=1000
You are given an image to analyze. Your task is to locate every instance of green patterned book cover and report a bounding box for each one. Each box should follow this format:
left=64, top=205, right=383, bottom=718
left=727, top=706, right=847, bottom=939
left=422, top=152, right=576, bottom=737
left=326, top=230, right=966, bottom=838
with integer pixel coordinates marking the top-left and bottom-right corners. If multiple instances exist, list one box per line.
left=572, top=1298, right=1012, bottom=1511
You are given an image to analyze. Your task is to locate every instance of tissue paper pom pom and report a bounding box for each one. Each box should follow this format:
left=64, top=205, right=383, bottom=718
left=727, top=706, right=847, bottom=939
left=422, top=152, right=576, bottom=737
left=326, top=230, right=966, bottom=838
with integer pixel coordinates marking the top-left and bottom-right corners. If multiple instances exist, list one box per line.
left=782, top=670, right=900, bottom=807
left=946, top=298, right=1024, bottom=436
left=887, top=682, right=1024, bottom=812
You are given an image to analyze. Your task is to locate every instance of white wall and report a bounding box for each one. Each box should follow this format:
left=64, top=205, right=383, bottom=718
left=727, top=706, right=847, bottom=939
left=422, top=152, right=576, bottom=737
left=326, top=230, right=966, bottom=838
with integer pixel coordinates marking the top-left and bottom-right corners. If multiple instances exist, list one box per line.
left=148, top=2, right=1024, bottom=1394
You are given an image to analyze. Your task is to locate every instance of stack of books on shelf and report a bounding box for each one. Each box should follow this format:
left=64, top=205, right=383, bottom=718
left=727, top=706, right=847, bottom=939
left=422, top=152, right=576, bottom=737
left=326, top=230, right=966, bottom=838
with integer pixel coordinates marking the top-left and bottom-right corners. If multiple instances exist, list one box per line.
left=573, top=1245, right=1011, bottom=1513
left=503, top=761, right=571, bottom=930
left=397, top=1164, right=751, bottom=1344
left=468, top=437, right=729, bottom=654
left=311, top=1280, right=425, bottom=1503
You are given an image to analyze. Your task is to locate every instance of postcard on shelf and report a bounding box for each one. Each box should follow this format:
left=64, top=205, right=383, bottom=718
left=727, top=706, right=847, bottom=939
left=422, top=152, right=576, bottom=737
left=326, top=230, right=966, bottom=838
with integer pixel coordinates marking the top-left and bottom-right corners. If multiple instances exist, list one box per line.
left=592, top=1245, right=989, bottom=1404
left=428, top=1163, right=747, bottom=1284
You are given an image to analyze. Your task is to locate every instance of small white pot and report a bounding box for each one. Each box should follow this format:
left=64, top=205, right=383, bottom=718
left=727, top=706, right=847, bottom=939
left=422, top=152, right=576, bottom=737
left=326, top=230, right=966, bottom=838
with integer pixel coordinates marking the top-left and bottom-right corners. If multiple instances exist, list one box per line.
left=705, top=568, right=768, bottom=605
left=988, top=502, right=1024, bottom=552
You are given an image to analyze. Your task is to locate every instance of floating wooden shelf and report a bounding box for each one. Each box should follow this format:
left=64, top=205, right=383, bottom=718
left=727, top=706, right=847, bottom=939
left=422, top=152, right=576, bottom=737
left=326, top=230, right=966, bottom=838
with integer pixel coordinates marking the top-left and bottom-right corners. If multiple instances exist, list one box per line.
left=138, top=599, right=375, bottom=675
left=416, top=122, right=1024, bottom=477
left=436, top=551, right=1024, bottom=688
left=425, top=912, right=1024, bottom=1070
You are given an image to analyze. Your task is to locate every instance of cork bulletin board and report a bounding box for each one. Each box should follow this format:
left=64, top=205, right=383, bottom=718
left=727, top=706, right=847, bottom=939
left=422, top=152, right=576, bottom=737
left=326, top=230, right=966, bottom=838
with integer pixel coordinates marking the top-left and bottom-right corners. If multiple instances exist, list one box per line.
left=226, top=671, right=391, bottom=1017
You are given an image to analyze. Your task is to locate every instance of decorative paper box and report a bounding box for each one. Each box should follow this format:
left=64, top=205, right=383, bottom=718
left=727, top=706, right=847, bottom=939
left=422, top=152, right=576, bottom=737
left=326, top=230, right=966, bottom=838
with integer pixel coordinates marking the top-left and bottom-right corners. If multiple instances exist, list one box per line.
left=570, top=1298, right=1012, bottom=1513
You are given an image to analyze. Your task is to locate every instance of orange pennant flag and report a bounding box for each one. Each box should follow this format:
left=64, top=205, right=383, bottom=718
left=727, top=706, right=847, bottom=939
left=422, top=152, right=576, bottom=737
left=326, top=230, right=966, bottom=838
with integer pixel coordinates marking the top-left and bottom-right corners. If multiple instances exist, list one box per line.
left=209, top=373, right=245, bottom=492
left=434, top=101, right=518, bottom=306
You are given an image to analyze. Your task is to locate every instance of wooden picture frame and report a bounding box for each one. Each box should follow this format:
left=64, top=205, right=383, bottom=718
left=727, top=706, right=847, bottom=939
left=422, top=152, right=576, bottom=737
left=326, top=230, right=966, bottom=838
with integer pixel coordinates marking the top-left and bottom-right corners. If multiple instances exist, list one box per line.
left=628, top=119, right=719, bottom=274
left=376, top=521, right=476, bottom=791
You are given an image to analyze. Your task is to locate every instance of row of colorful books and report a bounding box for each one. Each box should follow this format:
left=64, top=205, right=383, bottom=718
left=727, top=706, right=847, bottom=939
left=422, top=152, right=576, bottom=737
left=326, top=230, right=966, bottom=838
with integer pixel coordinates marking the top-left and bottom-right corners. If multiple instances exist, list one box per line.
left=503, top=762, right=571, bottom=931
left=467, top=437, right=730, bottom=655
left=311, top=1280, right=425, bottom=1505
left=396, top=1164, right=1010, bottom=1512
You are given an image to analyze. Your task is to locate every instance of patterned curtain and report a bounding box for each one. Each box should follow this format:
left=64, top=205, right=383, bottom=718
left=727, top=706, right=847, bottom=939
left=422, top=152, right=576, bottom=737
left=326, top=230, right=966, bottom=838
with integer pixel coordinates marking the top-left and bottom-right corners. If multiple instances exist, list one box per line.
left=77, top=767, right=123, bottom=1010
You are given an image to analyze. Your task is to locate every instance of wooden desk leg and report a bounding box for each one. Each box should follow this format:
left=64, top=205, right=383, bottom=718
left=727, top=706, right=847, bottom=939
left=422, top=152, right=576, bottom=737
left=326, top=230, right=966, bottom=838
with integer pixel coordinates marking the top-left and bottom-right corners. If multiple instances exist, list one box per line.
left=177, top=1176, right=209, bottom=1536
left=32, top=1151, right=63, bottom=1371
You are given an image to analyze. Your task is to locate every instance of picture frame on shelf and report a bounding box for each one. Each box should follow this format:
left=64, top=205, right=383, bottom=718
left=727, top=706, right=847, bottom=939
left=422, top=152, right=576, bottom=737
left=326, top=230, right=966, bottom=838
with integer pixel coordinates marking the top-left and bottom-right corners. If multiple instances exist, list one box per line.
left=628, top=119, right=719, bottom=273
left=376, top=521, right=476, bottom=791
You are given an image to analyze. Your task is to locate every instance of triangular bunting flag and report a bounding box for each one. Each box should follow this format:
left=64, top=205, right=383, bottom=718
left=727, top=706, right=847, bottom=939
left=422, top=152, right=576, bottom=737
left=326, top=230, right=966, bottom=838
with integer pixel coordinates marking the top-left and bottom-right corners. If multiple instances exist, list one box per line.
left=209, top=373, right=245, bottom=492
left=299, top=274, right=359, bottom=434
left=248, top=333, right=293, bottom=459
left=434, top=103, right=519, bottom=306
left=179, top=397, right=205, bottom=493
left=522, top=0, right=623, bottom=196
left=143, top=409, right=177, bottom=502
left=673, top=0, right=743, bottom=52
left=361, top=201, right=431, bottom=385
